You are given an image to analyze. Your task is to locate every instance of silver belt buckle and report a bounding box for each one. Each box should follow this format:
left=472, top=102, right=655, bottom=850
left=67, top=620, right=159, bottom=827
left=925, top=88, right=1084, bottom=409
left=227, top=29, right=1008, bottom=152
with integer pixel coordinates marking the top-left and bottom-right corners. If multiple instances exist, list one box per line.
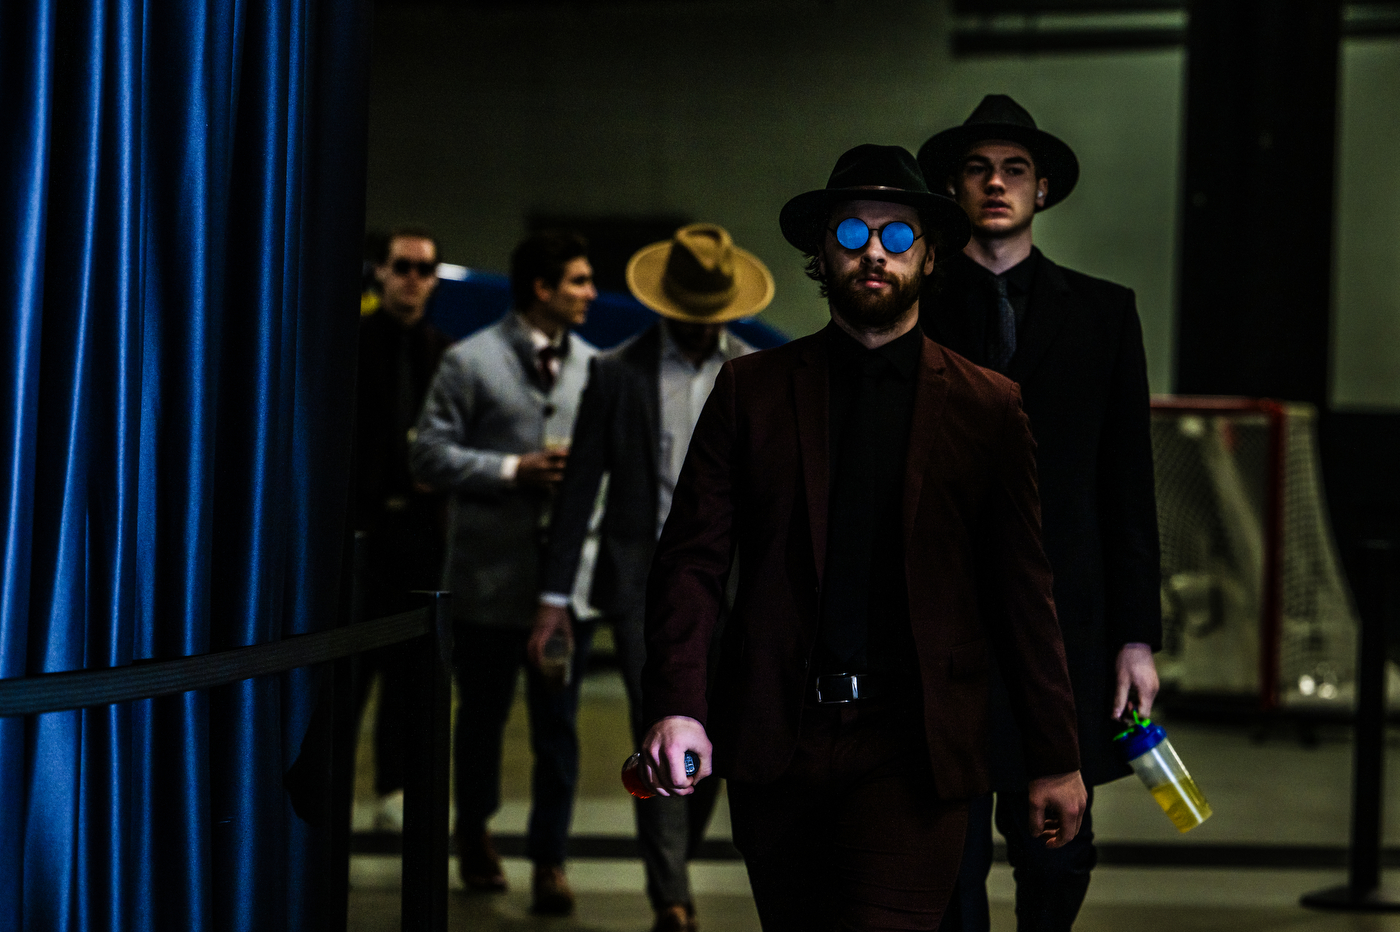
left=815, top=673, right=860, bottom=704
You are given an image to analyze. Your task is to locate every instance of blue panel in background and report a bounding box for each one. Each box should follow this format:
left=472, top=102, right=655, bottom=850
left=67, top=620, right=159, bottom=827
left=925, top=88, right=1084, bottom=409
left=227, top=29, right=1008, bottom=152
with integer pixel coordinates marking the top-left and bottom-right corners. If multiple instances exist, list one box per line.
left=427, top=270, right=789, bottom=351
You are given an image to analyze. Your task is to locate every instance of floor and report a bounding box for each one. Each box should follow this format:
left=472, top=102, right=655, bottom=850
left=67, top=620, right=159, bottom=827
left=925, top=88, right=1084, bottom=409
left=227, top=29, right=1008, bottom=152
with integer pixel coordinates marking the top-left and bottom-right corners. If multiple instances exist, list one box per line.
left=346, top=629, right=1400, bottom=931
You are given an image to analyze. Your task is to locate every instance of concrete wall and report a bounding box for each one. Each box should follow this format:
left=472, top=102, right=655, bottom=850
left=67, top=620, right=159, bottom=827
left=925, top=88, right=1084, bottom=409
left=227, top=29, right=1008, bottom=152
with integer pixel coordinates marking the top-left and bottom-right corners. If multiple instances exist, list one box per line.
left=1333, top=36, right=1400, bottom=410
left=365, top=1, right=1399, bottom=405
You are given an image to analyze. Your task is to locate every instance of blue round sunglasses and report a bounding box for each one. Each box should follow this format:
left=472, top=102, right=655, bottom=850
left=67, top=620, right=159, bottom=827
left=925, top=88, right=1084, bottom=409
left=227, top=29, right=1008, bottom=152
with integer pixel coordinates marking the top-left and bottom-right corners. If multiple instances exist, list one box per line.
left=829, top=217, right=923, bottom=254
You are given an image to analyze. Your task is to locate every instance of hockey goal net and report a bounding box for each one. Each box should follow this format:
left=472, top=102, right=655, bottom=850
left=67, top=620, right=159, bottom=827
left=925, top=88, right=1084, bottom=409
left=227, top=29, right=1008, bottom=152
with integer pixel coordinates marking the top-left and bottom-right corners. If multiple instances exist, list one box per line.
left=1152, top=397, right=1363, bottom=711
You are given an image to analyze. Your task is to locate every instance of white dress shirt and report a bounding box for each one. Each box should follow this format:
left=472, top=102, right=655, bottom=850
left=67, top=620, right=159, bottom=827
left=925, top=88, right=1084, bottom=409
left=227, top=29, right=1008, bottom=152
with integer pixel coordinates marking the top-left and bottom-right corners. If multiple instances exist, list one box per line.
left=539, top=323, right=746, bottom=614
left=657, top=324, right=732, bottom=538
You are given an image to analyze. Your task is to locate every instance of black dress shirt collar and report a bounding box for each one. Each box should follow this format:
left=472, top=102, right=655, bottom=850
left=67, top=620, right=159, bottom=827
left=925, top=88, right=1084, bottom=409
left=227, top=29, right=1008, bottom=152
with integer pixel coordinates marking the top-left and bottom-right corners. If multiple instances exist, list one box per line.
left=825, top=321, right=922, bottom=381
left=958, top=247, right=1038, bottom=299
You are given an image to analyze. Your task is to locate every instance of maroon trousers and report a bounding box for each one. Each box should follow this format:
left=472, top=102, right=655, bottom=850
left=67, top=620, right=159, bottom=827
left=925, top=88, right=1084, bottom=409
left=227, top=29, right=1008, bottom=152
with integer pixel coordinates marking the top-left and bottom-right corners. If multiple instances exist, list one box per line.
left=728, top=700, right=969, bottom=931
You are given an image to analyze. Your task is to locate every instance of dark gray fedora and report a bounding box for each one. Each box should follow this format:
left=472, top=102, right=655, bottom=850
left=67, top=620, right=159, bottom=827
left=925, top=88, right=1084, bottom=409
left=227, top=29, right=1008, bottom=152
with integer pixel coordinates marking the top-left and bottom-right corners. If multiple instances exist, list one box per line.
left=917, top=95, right=1080, bottom=210
left=779, top=144, right=971, bottom=258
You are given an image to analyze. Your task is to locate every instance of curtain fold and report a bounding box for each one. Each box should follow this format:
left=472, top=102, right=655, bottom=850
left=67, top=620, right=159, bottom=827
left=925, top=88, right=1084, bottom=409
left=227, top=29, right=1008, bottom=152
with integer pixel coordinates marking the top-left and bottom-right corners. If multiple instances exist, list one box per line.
left=0, top=0, right=371, bottom=928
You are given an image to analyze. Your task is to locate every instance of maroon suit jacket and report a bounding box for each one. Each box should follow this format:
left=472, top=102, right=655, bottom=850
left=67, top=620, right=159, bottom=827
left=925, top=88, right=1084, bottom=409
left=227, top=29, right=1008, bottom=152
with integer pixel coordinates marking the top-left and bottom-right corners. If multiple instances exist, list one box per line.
left=641, top=327, right=1080, bottom=799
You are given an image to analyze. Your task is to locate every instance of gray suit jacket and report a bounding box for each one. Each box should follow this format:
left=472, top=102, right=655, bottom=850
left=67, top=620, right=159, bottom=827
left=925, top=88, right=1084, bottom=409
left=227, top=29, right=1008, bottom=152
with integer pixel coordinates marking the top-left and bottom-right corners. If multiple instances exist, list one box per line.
left=411, top=312, right=597, bottom=628
left=542, top=323, right=750, bottom=618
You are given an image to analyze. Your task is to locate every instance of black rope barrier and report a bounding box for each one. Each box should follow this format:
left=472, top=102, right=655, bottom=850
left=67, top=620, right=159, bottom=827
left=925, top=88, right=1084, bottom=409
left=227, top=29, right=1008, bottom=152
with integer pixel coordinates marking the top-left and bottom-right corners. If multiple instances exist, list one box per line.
left=0, top=608, right=432, bottom=717
left=0, top=531, right=453, bottom=932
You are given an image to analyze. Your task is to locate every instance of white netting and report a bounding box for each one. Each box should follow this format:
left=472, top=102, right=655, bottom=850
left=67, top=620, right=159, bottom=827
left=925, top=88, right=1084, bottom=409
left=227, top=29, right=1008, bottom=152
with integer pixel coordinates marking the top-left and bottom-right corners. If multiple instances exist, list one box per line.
left=1152, top=402, right=1365, bottom=708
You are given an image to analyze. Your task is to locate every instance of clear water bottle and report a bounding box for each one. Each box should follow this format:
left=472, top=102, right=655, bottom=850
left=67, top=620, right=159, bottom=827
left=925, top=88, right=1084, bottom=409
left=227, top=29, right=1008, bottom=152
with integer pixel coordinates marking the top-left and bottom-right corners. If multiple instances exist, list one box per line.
left=1112, top=711, right=1213, bottom=833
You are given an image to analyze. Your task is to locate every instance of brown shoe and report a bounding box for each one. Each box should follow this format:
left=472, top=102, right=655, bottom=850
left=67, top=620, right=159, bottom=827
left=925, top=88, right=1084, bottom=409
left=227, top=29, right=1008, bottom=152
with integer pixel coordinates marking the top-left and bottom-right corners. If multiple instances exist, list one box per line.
left=531, top=862, right=575, bottom=915
left=651, top=903, right=695, bottom=932
left=457, top=831, right=507, bottom=892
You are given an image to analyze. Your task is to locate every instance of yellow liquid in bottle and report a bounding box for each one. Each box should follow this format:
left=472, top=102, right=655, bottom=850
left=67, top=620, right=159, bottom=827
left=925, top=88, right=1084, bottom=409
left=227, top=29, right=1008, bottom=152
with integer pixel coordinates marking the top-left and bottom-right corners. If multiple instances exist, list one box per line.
left=1149, top=778, right=1213, bottom=832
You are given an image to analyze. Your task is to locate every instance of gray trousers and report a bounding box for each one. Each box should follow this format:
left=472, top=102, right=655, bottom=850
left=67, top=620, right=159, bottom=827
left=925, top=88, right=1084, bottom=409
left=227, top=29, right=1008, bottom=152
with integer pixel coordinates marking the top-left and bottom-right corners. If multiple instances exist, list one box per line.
left=613, top=608, right=722, bottom=910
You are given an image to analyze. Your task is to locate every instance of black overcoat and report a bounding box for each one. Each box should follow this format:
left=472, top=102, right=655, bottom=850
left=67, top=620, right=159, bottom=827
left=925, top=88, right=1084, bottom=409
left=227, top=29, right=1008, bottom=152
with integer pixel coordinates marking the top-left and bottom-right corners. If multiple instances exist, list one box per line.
left=922, top=249, right=1162, bottom=787
left=542, top=323, right=751, bottom=617
left=353, top=309, right=453, bottom=612
left=543, top=325, right=665, bottom=617
left=352, top=310, right=451, bottom=531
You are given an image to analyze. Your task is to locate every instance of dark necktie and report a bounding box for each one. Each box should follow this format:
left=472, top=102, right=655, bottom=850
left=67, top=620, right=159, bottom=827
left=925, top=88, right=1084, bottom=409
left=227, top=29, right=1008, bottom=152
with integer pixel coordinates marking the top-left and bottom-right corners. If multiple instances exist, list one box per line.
left=537, top=345, right=559, bottom=392
left=988, top=276, right=1017, bottom=374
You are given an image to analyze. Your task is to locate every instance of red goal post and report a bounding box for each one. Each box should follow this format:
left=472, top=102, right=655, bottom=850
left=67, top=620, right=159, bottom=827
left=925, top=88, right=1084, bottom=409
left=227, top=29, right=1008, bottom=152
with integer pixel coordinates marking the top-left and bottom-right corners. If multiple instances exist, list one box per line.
left=1150, top=396, right=1357, bottom=712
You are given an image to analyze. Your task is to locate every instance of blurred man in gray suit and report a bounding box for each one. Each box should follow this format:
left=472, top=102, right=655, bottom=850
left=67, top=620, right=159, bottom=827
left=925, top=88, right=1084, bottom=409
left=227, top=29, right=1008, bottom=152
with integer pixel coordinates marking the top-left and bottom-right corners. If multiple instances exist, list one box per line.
left=411, top=229, right=598, bottom=915
left=531, top=224, right=772, bottom=932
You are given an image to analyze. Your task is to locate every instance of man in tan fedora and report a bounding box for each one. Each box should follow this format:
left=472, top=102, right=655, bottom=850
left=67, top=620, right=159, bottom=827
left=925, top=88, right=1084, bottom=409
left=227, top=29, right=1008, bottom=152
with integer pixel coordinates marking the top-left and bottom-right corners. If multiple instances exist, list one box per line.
left=531, top=223, right=774, bottom=932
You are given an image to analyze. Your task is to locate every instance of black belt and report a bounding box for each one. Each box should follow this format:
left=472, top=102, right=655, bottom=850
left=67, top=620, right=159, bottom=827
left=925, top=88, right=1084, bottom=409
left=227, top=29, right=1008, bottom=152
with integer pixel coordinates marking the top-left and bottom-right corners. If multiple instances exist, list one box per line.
left=812, top=672, right=879, bottom=704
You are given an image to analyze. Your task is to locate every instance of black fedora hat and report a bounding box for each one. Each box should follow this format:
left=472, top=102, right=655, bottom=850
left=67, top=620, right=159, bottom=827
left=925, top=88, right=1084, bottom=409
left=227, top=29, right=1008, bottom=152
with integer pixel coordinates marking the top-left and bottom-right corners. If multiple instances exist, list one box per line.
left=779, top=144, right=971, bottom=258
left=917, top=95, right=1080, bottom=210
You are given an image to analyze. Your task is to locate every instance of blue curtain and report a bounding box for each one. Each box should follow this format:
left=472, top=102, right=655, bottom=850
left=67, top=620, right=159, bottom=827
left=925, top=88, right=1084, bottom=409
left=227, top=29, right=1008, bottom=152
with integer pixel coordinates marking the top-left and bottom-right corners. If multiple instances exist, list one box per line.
left=0, top=0, right=370, bottom=928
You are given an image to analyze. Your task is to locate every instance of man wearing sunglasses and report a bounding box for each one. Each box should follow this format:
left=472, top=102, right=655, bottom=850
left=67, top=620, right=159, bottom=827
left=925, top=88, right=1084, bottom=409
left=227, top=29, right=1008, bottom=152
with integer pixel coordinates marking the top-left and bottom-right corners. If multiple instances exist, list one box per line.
left=411, top=229, right=599, bottom=915
left=632, top=145, right=1085, bottom=930
left=352, top=227, right=452, bottom=833
left=919, top=95, right=1161, bottom=932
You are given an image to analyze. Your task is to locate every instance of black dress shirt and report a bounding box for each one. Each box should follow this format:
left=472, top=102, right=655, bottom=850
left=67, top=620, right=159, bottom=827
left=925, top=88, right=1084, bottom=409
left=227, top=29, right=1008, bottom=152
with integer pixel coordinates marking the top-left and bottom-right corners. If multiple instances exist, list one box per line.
left=948, top=250, right=1038, bottom=368
left=353, top=311, right=450, bottom=528
left=815, top=323, right=921, bottom=684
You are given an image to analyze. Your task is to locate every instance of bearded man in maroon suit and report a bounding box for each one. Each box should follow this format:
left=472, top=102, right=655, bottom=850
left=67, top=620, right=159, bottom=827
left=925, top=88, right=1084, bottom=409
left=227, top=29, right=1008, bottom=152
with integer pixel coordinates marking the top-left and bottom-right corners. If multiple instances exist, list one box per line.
left=632, top=144, right=1086, bottom=932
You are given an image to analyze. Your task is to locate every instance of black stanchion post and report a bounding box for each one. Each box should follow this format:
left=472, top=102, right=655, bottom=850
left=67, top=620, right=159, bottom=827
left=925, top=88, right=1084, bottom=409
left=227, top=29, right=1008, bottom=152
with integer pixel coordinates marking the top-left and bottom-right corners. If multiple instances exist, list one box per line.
left=1350, top=541, right=1389, bottom=896
left=402, top=591, right=453, bottom=932
left=328, top=530, right=368, bottom=932
left=428, top=593, right=453, bottom=926
left=1302, top=539, right=1400, bottom=911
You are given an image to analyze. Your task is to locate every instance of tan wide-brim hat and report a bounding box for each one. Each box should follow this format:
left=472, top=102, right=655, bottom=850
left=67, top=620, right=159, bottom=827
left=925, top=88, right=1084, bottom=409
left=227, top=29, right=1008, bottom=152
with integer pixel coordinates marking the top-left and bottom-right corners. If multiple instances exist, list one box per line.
left=626, top=223, right=775, bottom=325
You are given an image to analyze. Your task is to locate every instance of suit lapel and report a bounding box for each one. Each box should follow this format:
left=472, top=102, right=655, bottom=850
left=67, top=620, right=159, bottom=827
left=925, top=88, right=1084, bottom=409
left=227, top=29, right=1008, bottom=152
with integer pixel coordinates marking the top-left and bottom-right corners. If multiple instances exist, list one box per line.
left=623, top=324, right=663, bottom=454
left=903, top=337, right=951, bottom=545
left=791, top=337, right=830, bottom=585
left=1008, top=251, right=1071, bottom=385
left=924, top=255, right=986, bottom=362
left=501, top=312, right=548, bottom=398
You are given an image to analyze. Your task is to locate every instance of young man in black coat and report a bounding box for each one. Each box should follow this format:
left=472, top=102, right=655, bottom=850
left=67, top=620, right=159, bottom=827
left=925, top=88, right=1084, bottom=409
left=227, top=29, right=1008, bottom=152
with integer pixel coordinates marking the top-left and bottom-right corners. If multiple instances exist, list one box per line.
left=918, top=96, right=1163, bottom=931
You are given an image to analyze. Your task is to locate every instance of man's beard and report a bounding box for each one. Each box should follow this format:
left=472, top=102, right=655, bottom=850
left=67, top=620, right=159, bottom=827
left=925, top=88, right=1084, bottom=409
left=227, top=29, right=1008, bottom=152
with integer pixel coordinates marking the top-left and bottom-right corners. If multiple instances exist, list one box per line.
left=826, top=262, right=924, bottom=331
